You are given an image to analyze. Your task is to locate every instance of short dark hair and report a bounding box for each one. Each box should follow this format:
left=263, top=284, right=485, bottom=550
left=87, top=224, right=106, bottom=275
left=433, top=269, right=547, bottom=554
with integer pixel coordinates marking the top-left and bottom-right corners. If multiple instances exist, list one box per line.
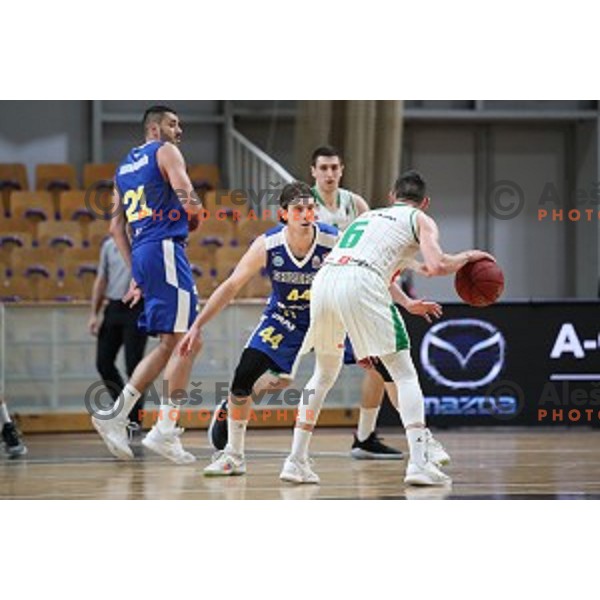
left=311, top=145, right=343, bottom=166
left=143, top=105, right=177, bottom=130
left=279, top=181, right=313, bottom=211
left=393, top=169, right=427, bottom=203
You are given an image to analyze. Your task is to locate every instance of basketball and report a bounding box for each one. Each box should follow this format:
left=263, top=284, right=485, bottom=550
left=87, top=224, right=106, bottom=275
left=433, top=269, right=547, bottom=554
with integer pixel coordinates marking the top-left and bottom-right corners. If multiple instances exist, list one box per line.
left=455, top=258, right=504, bottom=307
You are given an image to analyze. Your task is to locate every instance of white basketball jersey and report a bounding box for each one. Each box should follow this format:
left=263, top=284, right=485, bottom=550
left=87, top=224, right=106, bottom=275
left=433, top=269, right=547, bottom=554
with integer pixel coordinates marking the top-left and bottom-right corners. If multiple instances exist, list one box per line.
left=313, top=186, right=357, bottom=232
left=325, top=202, right=420, bottom=284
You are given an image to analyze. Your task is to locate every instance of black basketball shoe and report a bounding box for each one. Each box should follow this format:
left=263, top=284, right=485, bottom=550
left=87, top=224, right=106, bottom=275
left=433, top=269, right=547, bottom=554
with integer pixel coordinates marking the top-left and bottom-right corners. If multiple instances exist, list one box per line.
left=351, top=432, right=404, bottom=460
left=2, top=422, right=28, bottom=457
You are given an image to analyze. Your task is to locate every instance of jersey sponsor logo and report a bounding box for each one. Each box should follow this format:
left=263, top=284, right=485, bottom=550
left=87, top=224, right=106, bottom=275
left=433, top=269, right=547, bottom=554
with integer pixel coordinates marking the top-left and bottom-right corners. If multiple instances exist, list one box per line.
left=312, top=256, right=321, bottom=269
left=420, top=319, right=506, bottom=390
left=271, top=271, right=315, bottom=285
left=272, top=255, right=285, bottom=267
left=118, top=154, right=149, bottom=175
left=271, top=311, right=297, bottom=332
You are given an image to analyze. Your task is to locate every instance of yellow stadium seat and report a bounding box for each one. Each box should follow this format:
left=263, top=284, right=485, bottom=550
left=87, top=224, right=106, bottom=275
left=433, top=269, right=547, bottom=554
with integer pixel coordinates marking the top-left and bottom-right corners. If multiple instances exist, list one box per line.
left=188, top=164, right=220, bottom=191
left=35, top=164, right=78, bottom=192
left=199, top=218, right=235, bottom=247
left=86, top=220, right=110, bottom=248
left=59, top=190, right=96, bottom=222
left=38, top=221, right=83, bottom=249
left=202, top=190, right=249, bottom=216
left=11, top=191, right=57, bottom=221
left=0, top=163, right=28, bottom=217
left=0, top=217, right=32, bottom=236
left=237, top=219, right=275, bottom=247
left=0, top=232, right=33, bottom=281
left=0, top=275, right=32, bottom=302
left=13, top=248, right=58, bottom=277
left=83, top=163, right=117, bottom=190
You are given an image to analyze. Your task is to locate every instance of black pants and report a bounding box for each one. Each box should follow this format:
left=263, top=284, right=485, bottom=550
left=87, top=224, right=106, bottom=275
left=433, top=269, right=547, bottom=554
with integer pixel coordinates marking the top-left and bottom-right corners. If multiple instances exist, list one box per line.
left=96, top=300, right=148, bottom=424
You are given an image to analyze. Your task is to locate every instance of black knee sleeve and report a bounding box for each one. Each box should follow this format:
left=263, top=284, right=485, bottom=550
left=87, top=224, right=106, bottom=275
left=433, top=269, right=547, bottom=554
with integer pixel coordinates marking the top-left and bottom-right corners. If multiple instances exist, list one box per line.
left=230, top=348, right=280, bottom=397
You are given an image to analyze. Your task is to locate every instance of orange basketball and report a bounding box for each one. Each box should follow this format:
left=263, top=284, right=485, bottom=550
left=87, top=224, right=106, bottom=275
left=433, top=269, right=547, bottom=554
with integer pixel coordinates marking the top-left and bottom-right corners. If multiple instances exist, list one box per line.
left=455, top=258, right=504, bottom=307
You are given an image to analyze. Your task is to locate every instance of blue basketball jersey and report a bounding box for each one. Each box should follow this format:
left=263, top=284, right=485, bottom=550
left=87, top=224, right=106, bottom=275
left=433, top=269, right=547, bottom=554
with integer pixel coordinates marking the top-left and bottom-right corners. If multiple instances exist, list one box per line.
left=115, top=140, right=188, bottom=248
left=264, top=221, right=338, bottom=323
left=245, top=222, right=338, bottom=376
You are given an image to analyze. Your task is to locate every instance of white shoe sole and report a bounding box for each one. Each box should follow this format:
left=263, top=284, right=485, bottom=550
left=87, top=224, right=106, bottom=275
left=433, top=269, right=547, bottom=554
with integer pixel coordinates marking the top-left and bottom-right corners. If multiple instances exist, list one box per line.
left=280, top=459, right=320, bottom=484
left=92, top=418, right=133, bottom=461
left=6, top=446, right=27, bottom=457
left=351, top=448, right=404, bottom=460
left=203, top=466, right=246, bottom=477
left=404, top=472, right=452, bottom=487
left=279, top=471, right=320, bottom=485
left=142, top=436, right=196, bottom=465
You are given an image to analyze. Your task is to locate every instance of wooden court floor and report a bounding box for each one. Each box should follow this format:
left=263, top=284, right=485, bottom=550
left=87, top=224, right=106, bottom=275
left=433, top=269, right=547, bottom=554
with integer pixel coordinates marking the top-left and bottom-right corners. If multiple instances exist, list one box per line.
left=2, top=427, right=600, bottom=500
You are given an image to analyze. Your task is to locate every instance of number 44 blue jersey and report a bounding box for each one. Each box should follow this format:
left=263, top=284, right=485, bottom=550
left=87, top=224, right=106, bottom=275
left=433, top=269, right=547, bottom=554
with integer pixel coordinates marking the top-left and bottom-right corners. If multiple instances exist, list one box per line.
left=246, top=222, right=339, bottom=377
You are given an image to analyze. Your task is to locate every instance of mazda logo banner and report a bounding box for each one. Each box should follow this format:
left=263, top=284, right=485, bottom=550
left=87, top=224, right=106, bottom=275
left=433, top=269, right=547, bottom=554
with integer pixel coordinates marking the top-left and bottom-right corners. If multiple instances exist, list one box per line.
left=380, top=301, right=600, bottom=427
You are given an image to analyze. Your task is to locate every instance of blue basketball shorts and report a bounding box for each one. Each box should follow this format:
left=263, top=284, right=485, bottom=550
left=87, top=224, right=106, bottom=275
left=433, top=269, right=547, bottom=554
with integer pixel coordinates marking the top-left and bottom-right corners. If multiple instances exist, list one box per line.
left=131, top=238, right=199, bottom=335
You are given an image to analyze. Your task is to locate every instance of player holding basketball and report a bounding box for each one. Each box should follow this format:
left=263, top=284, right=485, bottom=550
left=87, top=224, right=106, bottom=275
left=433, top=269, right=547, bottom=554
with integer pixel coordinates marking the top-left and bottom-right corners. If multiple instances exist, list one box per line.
left=286, top=170, right=495, bottom=485
left=92, top=105, right=203, bottom=464
left=310, top=145, right=405, bottom=459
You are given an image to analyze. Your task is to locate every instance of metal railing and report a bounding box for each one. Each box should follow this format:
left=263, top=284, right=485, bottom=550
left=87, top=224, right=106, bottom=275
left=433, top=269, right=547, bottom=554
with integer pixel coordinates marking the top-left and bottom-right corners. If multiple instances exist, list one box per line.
left=227, top=128, right=295, bottom=216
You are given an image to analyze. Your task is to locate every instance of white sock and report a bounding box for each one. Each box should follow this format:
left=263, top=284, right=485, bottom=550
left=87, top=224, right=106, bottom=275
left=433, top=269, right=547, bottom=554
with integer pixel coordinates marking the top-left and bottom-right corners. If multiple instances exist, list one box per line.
left=120, top=383, right=141, bottom=420
left=0, top=403, right=11, bottom=425
left=357, top=407, right=379, bottom=442
left=290, top=428, right=312, bottom=461
left=406, top=427, right=427, bottom=467
left=379, top=351, right=427, bottom=466
left=226, top=418, right=248, bottom=455
left=157, top=397, right=179, bottom=434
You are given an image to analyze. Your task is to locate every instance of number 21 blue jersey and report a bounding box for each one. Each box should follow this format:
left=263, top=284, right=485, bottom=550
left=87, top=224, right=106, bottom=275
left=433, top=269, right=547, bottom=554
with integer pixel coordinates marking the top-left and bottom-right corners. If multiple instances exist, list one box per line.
left=115, top=140, right=189, bottom=248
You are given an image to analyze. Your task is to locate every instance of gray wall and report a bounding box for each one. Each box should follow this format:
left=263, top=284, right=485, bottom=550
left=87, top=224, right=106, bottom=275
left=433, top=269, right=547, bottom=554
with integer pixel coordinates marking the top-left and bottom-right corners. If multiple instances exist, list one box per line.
left=402, top=122, right=598, bottom=301
left=0, top=100, right=89, bottom=187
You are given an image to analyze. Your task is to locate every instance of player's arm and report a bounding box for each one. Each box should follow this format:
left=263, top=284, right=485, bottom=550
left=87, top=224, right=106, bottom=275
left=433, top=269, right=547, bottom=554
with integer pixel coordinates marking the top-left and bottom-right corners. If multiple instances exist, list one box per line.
left=389, top=279, right=442, bottom=323
left=109, top=185, right=132, bottom=269
left=109, top=186, right=142, bottom=306
left=179, top=237, right=267, bottom=356
left=156, top=142, right=202, bottom=215
left=353, top=193, right=370, bottom=215
left=416, top=212, right=494, bottom=276
left=88, top=271, right=107, bottom=335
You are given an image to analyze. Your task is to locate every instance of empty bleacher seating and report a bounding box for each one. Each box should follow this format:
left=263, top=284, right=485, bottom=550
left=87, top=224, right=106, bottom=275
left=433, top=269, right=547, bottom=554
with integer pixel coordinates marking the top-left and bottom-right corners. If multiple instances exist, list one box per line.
left=83, top=163, right=117, bottom=191
left=0, top=163, right=28, bottom=217
left=188, top=164, right=220, bottom=193
left=0, top=155, right=275, bottom=301
left=35, top=164, right=78, bottom=192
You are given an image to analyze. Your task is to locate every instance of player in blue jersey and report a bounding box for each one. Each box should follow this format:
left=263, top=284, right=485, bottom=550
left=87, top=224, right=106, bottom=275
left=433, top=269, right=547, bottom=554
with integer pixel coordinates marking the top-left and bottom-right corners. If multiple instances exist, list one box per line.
left=179, top=181, right=339, bottom=477
left=92, top=105, right=203, bottom=465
